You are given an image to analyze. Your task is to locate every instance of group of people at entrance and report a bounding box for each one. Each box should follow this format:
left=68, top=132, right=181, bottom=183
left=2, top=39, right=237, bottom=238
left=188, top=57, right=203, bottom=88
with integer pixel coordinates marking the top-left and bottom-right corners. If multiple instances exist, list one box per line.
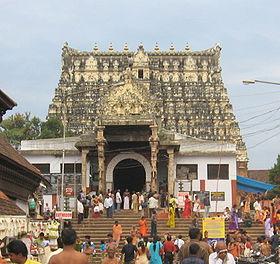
left=77, top=188, right=212, bottom=232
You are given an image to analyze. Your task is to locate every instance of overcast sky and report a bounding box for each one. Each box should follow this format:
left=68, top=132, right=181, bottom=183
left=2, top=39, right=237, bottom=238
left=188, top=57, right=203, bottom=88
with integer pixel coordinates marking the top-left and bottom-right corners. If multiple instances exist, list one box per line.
left=1, top=0, right=280, bottom=169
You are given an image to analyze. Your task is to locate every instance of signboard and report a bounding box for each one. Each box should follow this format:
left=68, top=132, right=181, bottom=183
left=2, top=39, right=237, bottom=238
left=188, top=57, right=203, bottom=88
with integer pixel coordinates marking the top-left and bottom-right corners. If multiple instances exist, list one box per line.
left=211, top=192, right=225, bottom=201
left=177, top=192, right=189, bottom=208
left=202, top=217, right=225, bottom=239
left=55, top=211, right=73, bottom=220
left=65, top=187, right=74, bottom=196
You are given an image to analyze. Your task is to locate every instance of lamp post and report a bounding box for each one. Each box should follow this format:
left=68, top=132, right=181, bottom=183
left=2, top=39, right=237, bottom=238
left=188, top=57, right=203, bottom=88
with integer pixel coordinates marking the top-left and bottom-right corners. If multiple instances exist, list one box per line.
left=243, top=79, right=280, bottom=86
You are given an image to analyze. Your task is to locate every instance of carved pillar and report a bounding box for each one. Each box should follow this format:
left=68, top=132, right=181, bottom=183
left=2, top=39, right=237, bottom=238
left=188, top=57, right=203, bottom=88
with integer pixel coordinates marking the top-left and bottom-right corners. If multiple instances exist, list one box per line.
left=149, top=124, right=159, bottom=192
left=167, top=148, right=175, bottom=195
left=97, top=126, right=106, bottom=193
left=81, top=148, right=89, bottom=192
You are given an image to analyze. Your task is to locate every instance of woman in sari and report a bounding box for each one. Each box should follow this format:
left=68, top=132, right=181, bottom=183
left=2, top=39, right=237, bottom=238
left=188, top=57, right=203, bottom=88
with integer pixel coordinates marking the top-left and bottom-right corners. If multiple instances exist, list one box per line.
left=138, top=216, right=148, bottom=237
left=182, top=195, right=192, bottom=218
left=130, top=225, right=139, bottom=245
left=167, top=200, right=176, bottom=228
left=229, top=204, right=239, bottom=231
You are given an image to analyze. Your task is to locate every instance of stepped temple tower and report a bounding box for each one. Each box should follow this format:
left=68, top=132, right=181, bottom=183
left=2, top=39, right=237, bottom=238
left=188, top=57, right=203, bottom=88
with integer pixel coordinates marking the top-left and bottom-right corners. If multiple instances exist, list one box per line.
left=47, top=42, right=247, bottom=198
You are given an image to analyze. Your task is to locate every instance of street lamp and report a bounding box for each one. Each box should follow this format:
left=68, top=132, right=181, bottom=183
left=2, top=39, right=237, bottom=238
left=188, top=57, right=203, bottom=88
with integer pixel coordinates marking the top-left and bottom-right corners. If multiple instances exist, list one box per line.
left=243, top=79, right=280, bottom=86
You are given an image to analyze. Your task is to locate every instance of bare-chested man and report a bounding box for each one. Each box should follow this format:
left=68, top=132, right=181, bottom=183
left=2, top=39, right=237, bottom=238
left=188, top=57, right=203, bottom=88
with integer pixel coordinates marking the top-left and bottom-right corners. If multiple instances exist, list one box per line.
left=49, top=228, right=88, bottom=264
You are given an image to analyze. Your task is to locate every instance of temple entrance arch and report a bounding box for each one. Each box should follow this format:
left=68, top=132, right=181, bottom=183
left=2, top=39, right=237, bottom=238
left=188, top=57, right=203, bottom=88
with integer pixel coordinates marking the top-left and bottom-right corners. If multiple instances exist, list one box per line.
left=113, top=159, right=145, bottom=193
left=106, top=152, right=151, bottom=192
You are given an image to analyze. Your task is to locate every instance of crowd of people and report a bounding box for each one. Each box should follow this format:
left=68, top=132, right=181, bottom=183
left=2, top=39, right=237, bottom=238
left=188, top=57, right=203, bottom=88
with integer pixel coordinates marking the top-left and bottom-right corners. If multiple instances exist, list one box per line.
left=1, top=190, right=280, bottom=264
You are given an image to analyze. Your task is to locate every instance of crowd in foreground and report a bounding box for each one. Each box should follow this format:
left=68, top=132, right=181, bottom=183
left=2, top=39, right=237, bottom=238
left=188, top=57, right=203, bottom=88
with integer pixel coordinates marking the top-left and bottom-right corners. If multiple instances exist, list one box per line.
left=1, top=191, right=280, bottom=264
left=1, top=224, right=279, bottom=264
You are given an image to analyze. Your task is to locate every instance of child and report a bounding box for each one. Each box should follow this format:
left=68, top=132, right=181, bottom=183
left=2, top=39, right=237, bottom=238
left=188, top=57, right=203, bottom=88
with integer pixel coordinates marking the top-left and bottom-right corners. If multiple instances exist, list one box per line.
left=100, top=240, right=106, bottom=258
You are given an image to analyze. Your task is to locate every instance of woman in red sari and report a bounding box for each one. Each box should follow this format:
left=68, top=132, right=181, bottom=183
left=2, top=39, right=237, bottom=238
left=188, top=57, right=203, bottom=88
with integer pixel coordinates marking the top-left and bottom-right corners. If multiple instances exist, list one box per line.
left=182, top=195, right=192, bottom=218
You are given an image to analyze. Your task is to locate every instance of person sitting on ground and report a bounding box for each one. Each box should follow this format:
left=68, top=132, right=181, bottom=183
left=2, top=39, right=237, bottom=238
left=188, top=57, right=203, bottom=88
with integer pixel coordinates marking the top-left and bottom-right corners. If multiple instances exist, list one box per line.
left=7, top=240, right=41, bottom=264
left=102, top=242, right=120, bottom=264
left=182, top=243, right=205, bottom=264
left=209, top=241, right=235, bottom=264
left=49, top=228, right=88, bottom=264
left=81, top=235, right=96, bottom=256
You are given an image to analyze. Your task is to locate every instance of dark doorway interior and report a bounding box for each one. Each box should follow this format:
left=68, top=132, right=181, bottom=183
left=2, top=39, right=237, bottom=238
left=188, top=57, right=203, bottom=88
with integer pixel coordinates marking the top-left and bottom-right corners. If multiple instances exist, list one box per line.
left=113, top=159, right=146, bottom=193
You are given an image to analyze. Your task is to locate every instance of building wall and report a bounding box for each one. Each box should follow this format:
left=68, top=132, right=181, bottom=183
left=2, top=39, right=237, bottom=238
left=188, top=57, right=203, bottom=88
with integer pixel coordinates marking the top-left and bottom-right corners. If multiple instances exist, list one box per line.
left=174, top=155, right=236, bottom=212
left=24, top=154, right=82, bottom=173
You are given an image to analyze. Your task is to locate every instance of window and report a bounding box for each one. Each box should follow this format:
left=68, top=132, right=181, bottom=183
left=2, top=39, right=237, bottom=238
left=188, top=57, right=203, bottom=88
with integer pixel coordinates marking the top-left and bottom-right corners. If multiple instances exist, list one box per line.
left=176, top=164, right=198, bottom=180
left=33, top=163, right=50, bottom=174
left=207, top=164, right=229, bottom=179
left=138, top=69, right=144, bottom=79
left=60, top=163, right=82, bottom=173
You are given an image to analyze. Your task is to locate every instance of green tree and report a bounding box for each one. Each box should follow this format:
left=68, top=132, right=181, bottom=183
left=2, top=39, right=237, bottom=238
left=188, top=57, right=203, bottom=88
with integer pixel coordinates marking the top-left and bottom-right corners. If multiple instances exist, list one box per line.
left=269, top=154, right=280, bottom=184
left=266, top=155, right=280, bottom=199
left=40, top=117, right=64, bottom=139
left=0, top=113, right=41, bottom=147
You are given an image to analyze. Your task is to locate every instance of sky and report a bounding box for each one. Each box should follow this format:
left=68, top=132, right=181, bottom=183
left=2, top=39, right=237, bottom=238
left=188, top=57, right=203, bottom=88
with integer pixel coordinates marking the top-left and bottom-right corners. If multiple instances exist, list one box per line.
left=0, top=0, right=280, bottom=169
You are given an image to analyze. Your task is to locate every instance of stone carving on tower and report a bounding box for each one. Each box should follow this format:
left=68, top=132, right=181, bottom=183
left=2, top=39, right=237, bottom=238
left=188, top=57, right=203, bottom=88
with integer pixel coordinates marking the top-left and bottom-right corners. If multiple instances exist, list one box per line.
left=48, top=42, right=248, bottom=163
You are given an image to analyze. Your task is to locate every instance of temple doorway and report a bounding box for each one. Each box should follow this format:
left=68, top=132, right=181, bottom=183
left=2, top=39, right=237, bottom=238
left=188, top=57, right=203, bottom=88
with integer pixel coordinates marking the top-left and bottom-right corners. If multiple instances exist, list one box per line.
left=113, top=159, right=146, bottom=193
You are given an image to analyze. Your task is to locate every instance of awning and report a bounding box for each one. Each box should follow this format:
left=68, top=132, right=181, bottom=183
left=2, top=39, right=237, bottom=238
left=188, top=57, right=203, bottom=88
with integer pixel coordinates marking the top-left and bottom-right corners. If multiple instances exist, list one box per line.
left=237, top=175, right=276, bottom=193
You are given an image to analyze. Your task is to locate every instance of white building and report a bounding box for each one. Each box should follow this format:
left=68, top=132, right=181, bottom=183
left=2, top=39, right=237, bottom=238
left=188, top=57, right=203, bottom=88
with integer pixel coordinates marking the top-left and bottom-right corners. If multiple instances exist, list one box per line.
left=21, top=134, right=237, bottom=212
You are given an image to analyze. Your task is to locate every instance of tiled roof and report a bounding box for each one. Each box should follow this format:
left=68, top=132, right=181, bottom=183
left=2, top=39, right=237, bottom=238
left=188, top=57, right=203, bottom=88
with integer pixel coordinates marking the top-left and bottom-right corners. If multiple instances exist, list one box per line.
left=0, top=191, right=25, bottom=215
left=0, top=136, right=41, bottom=177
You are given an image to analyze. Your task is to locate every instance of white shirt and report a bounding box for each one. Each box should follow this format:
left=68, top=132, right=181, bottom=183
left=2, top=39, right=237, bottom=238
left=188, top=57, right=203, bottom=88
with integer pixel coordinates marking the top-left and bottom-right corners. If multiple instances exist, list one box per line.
left=209, top=252, right=235, bottom=264
left=116, top=192, right=122, bottom=203
left=253, top=201, right=261, bottom=211
left=104, top=197, right=113, bottom=208
left=77, top=200, right=84, bottom=214
left=174, top=238, right=185, bottom=249
left=148, top=197, right=158, bottom=209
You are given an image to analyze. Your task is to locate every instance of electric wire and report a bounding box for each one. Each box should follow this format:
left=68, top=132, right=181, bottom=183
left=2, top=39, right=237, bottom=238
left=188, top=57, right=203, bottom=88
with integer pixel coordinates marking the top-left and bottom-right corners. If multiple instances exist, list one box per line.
left=248, top=129, right=280, bottom=149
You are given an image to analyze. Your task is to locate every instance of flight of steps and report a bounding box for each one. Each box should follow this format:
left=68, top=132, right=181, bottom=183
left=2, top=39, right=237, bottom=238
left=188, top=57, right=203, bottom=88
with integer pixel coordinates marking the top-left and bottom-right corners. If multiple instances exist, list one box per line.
left=71, top=210, right=264, bottom=263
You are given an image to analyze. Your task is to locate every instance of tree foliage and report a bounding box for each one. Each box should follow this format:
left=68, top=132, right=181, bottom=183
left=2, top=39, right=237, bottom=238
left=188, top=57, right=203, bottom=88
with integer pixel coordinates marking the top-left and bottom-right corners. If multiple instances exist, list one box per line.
left=0, top=113, right=68, bottom=147
left=0, top=113, right=41, bottom=147
left=266, top=154, right=280, bottom=199
left=269, top=154, right=280, bottom=184
left=39, top=117, right=63, bottom=139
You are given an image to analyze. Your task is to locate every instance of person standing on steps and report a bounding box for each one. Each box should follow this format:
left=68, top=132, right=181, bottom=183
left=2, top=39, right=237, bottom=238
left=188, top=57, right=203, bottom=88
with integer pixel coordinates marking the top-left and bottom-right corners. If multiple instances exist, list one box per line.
left=138, top=216, right=148, bottom=238
left=203, top=193, right=211, bottom=218
left=112, top=221, right=123, bottom=247
left=148, top=194, right=158, bottom=217
left=123, top=189, right=130, bottom=210
left=77, top=197, right=84, bottom=224
left=131, top=192, right=139, bottom=212
left=104, top=194, right=114, bottom=218
left=151, top=210, right=157, bottom=238
left=115, top=189, right=122, bottom=211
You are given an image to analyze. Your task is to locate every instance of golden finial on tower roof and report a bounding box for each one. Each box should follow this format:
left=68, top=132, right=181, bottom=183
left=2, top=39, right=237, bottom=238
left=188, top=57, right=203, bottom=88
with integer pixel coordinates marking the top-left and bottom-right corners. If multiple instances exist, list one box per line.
left=123, top=42, right=129, bottom=52
left=169, top=43, right=175, bottom=51
left=108, top=43, right=114, bottom=52
left=93, top=43, right=100, bottom=52
left=184, top=43, right=191, bottom=51
left=154, top=42, right=160, bottom=52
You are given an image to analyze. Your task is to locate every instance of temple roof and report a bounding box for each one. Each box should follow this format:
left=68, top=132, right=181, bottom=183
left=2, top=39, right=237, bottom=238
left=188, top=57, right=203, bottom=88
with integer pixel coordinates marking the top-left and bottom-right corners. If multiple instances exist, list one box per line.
left=0, top=136, right=42, bottom=177
left=48, top=42, right=247, bottom=162
left=0, top=191, right=25, bottom=215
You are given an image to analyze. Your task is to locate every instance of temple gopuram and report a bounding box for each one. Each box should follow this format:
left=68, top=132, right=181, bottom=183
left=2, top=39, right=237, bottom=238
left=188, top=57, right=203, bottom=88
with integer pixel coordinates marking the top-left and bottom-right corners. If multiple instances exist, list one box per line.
left=43, top=42, right=247, bottom=206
